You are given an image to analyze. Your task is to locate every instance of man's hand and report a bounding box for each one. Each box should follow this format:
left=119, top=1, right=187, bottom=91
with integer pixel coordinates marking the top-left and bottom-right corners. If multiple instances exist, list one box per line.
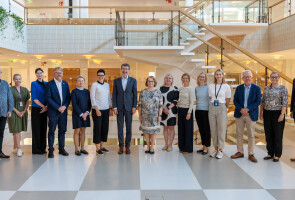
left=58, top=106, right=66, bottom=113
left=240, top=108, right=249, bottom=116
left=113, top=109, right=118, bottom=115
left=40, top=106, right=47, bottom=113
left=7, top=112, right=11, bottom=118
left=291, top=112, right=293, bottom=118
left=132, top=108, right=136, bottom=115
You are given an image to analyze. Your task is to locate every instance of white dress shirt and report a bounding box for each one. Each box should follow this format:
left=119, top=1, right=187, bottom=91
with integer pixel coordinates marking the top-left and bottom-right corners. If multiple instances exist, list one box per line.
left=90, top=82, right=111, bottom=110
left=54, top=78, right=63, bottom=106
left=122, top=76, right=128, bottom=91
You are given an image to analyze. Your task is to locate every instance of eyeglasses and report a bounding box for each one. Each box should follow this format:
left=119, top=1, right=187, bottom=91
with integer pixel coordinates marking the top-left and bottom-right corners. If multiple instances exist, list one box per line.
left=54, top=72, right=63, bottom=75
left=97, top=75, right=105, bottom=77
left=270, top=76, right=279, bottom=79
left=242, top=76, right=252, bottom=79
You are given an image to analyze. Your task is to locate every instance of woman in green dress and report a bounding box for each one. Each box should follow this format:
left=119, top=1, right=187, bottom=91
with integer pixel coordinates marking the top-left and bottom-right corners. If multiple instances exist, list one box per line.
left=8, top=74, right=30, bottom=157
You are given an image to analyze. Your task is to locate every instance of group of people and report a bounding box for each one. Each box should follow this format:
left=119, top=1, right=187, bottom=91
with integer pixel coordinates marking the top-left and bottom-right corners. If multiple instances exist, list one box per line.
left=0, top=64, right=293, bottom=163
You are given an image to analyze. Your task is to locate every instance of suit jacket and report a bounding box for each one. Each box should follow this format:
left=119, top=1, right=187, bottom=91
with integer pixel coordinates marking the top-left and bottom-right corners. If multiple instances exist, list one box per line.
left=233, top=83, right=261, bottom=121
left=112, top=76, right=137, bottom=111
left=290, top=78, right=295, bottom=113
left=45, top=79, right=71, bottom=117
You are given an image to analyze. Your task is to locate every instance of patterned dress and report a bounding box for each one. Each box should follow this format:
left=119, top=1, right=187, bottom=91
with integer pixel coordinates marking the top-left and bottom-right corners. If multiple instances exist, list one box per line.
left=160, top=86, right=179, bottom=126
left=138, top=89, right=163, bottom=134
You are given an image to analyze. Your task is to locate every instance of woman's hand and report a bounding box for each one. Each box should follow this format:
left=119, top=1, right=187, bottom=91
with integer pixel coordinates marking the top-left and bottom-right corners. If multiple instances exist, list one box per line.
left=16, top=110, right=22, bottom=118
left=278, top=114, right=284, bottom=122
left=157, top=116, right=161, bottom=122
left=40, top=106, right=47, bottom=113
left=82, top=112, right=88, bottom=120
left=95, top=109, right=101, bottom=117
left=291, top=112, right=293, bottom=118
left=259, top=112, right=263, bottom=121
left=163, top=108, right=169, bottom=115
left=139, top=115, right=142, bottom=122
left=186, top=113, right=191, bottom=120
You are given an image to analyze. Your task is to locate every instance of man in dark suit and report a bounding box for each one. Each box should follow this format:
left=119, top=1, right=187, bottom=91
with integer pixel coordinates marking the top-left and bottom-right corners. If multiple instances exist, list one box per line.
left=112, top=63, right=137, bottom=154
left=45, top=67, right=71, bottom=158
left=231, top=70, right=261, bottom=163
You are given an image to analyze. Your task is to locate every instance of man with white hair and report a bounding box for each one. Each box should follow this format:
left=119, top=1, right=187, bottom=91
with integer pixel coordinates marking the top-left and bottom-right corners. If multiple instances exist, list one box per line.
left=0, top=68, right=14, bottom=158
left=231, top=70, right=261, bottom=163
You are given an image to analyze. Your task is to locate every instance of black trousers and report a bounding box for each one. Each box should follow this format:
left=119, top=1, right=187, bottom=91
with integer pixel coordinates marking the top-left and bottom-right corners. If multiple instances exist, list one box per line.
left=117, top=107, right=132, bottom=148
left=31, top=107, right=48, bottom=154
left=195, top=110, right=211, bottom=147
left=0, top=117, right=7, bottom=154
left=263, top=110, right=285, bottom=158
left=178, top=107, right=194, bottom=153
left=92, top=109, right=110, bottom=144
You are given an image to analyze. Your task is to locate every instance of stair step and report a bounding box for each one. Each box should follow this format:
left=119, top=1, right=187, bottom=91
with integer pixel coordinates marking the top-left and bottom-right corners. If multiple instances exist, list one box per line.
left=187, top=38, right=198, bottom=41
left=194, top=32, right=206, bottom=36
left=191, top=59, right=205, bottom=63
left=225, top=78, right=236, bottom=82
left=231, top=85, right=238, bottom=88
left=181, top=52, right=195, bottom=56
left=180, top=42, right=190, bottom=46
left=200, top=28, right=207, bottom=31
left=202, top=66, right=216, bottom=69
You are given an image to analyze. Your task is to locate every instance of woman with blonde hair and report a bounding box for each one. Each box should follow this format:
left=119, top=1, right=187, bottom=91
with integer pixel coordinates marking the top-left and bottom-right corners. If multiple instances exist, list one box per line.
left=260, top=71, right=288, bottom=162
left=208, top=69, right=231, bottom=159
left=195, top=72, right=211, bottom=155
left=160, top=73, right=179, bottom=151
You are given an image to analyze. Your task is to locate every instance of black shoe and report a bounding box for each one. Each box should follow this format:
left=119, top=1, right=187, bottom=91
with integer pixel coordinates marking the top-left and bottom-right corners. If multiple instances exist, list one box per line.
left=80, top=149, right=89, bottom=154
left=201, top=151, right=208, bottom=155
left=150, top=151, right=155, bottom=155
left=42, top=150, right=47, bottom=154
left=48, top=150, right=54, bottom=158
left=59, top=149, right=69, bottom=156
left=196, top=149, right=204, bottom=153
left=145, top=150, right=150, bottom=154
left=101, top=148, right=109, bottom=153
left=0, top=152, right=10, bottom=159
left=273, top=158, right=280, bottom=162
left=75, top=151, right=81, bottom=156
left=97, top=149, right=103, bottom=155
left=264, top=156, right=273, bottom=160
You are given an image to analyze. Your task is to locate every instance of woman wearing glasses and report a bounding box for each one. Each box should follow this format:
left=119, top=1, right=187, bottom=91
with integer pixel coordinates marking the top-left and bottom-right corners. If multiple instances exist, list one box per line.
left=260, top=71, right=288, bottom=162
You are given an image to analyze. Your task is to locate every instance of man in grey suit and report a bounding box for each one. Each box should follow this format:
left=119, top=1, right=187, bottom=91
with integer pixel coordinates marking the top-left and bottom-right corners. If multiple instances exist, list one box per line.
left=112, top=63, right=137, bottom=154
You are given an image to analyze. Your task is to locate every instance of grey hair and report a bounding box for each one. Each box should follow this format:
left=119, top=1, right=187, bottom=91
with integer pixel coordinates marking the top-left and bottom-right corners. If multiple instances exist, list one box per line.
left=270, top=71, right=280, bottom=77
left=242, top=70, right=252, bottom=77
left=53, top=67, right=63, bottom=73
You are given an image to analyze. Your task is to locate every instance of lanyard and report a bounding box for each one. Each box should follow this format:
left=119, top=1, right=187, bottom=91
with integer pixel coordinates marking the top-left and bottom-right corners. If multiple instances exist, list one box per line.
left=15, top=86, right=22, bottom=100
left=215, top=83, right=223, bottom=99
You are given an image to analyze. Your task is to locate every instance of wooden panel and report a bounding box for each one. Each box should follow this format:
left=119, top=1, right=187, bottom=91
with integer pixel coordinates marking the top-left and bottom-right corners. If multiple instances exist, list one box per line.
left=48, top=68, right=80, bottom=91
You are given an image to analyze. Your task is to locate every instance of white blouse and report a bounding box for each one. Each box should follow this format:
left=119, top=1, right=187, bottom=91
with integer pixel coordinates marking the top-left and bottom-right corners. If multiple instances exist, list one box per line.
left=90, top=82, right=111, bottom=110
left=208, top=83, right=231, bottom=104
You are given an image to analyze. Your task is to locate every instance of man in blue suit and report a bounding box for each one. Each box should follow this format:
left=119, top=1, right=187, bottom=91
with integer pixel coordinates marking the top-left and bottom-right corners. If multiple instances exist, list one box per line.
left=112, top=63, right=137, bottom=154
left=45, top=67, right=71, bottom=158
left=231, top=70, right=261, bottom=163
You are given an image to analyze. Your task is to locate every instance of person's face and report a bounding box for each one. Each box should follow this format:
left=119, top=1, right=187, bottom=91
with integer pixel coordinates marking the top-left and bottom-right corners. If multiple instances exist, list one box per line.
left=36, top=70, right=44, bottom=80
left=13, top=76, right=21, bottom=86
left=97, top=72, right=105, bottom=83
left=242, top=72, right=252, bottom=86
left=182, top=75, right=190, bottom=85
left=54, top=69, right=63, bottom=81
left=76, top=78, right=85, bottom=88
left=121, top=66, right=130, bottom=77
left=270, top=73, right=280, bottom=84
left=147, top=78, right=155, bottom=87
left=164, top=75, right=173, bottom=86
left=198, top=74, right=206, bottom=84
left=215, top=71, right=223, bottom=82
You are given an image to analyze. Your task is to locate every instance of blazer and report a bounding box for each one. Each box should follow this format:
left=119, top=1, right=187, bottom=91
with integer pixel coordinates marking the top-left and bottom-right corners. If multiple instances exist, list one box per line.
left=45, top=79, right=71, bottom=117
left=290, top=78, right=295, bottom=113
left=112, top=76, right=137, bottom=111
left=233, top=83, right=261, bottom=121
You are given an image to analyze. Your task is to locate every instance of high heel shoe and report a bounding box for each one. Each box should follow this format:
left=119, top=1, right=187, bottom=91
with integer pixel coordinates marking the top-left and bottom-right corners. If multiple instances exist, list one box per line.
left=162, top=146, right=168, bottom=150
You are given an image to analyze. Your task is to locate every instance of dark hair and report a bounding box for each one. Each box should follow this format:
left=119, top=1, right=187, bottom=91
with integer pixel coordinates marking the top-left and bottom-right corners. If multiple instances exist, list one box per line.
left=35, top=68, right=44, bottom=73
left=97, top=69, right=105, bottom=75
left=121, top=63, right=130, bottom=70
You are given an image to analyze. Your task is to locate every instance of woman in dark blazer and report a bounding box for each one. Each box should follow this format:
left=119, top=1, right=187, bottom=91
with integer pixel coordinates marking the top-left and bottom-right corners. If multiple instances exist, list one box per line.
left=71, top=76, right=91, bottom=156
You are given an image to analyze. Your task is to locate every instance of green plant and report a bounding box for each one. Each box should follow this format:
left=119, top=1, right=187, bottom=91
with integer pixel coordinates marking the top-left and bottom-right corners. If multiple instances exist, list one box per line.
left=0, top=6, right=9, bottom=36
left=10, top=13, right=24, bottom=39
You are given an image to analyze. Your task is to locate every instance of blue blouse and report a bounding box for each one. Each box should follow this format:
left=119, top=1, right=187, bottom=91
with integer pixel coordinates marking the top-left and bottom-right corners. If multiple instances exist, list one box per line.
left=31, top=80, right=47, bottom=108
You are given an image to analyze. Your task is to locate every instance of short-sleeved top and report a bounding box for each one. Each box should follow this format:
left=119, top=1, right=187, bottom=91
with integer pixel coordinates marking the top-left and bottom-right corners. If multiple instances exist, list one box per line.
left=262, top=85, right=288, bottom=111
left=209, top=84, right=231, bottom=103
left=31, top=80, right=46, bottom=108
left=195, top=85, right=210, bottom=111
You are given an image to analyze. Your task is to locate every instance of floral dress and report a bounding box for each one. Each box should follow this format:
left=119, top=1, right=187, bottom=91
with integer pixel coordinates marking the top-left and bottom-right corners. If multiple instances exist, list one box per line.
left=138, top=89, right=163, bottom=134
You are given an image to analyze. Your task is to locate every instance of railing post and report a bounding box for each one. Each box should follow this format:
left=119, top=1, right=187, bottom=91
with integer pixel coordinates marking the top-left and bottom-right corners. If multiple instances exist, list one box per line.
left=156, top=32, right=158, bottom=46
left=161, top=32, right=164, bottom=46
left=220, top=39, right=224, bottom=69
left=126, top=32, right=128, bottom=46
left=115, top=12, right=118, bottom=46
left=123, top=11, right=125, bottom=46
left=8, top=0, right=11, bottom=15
left=178, top=11, right=181, bottom=46
left=265, top=68, right=268, bottom=87
left=168, top=11, right=173, bottom=46
left=206, top=44, right=209, bottom=73
left=212, top=0, right=215, bottom=23
left=218, top=0, right=221, bottom=23
left=245, top=7, right=249, bottom=23
left=289, top=0, right=292, bottom=16
left=26, top=8, right=28, bottom=24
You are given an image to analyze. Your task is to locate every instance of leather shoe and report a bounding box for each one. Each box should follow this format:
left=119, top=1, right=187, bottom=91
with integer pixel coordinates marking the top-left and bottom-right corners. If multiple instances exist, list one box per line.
left=231, top=152, right=244, bottom=159
left=118, top=147, right=124, bottom=154
left=248, top=154, right=258, bottom=163
left=125, top=147, right=131, bottom=154
left=145, top=150, right=150, bottom=154
left=201, top=151, right=208, bottom=155
left=273, top=158, right=280, bottom=162
left=59, top=149, right=69, bottom=156
left=263, top=155, right=273, bottom=160
left=196, top=149, right=204, bottom=153
left=48, top=150, right=54, bottom=158
left=0, top=152, right=10, bottom=159
left=290, top=158, right=295, bottom=162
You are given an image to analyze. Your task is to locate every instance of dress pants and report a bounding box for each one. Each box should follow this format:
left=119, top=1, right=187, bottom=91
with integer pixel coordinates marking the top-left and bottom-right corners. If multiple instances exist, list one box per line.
left=92, top=109, right=110, bottom=144
left=48, top=113, right=67, bottom=151
left=208, top=104, right=227, bottom=149
left=178, top=107, right=194, bottom=153
left=0, top=117, right=7, bottom=154
left=195, top=110, right=211, bottom=147
left=263, top=110, right=285, bottom=158
left=117, top=106, right=132, bottom=148
left=31, top=107, right=47, bottom=154
left=235, top=115, right=256, bottom=155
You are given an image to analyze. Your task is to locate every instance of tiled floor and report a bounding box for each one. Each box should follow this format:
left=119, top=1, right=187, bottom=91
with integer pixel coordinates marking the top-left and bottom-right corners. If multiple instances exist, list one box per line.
left=1, top=145, right=295, bottom=200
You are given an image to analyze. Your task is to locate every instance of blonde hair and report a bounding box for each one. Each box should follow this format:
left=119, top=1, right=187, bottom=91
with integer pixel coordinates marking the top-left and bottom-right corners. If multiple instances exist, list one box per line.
left=214, top=69, right=225, bottom=84
left=13, top=74, right=21, bottom=80
left=197, top=72, right=207, bottom=86
left=145, top=76, right=157, bottom=87
left=181, top=73, right=190, bottom=82
left=163, top=73, right=173, bottom=87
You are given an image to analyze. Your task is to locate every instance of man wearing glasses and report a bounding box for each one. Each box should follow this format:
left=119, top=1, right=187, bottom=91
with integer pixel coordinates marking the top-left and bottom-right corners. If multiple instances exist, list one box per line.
left=45, top=67, right=71, bottom=158
left=231, top=70, right=261, bottom=163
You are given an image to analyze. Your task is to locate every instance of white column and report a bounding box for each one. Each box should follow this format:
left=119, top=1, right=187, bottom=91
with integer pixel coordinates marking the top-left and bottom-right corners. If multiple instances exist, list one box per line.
left=186, top=0, right=194, bottom=6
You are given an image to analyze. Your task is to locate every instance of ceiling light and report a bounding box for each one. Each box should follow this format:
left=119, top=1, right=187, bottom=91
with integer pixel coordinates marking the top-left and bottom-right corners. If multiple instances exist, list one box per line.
left=83, top=55, right=93, bottom=59
left=273, top=55, right=281, bottom=59
left=35, top=55, right=44, bottom=59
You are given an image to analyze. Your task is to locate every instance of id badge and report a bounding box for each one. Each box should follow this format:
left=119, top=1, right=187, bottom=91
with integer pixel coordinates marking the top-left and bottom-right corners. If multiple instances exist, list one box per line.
left=214, top=100, right=219, bottom=107
left=19, top=102, right=23, bottom=107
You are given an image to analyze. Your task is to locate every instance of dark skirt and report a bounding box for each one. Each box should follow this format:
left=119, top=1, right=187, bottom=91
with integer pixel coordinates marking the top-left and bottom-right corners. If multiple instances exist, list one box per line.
left=72, top=113, right=90, bottom=129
